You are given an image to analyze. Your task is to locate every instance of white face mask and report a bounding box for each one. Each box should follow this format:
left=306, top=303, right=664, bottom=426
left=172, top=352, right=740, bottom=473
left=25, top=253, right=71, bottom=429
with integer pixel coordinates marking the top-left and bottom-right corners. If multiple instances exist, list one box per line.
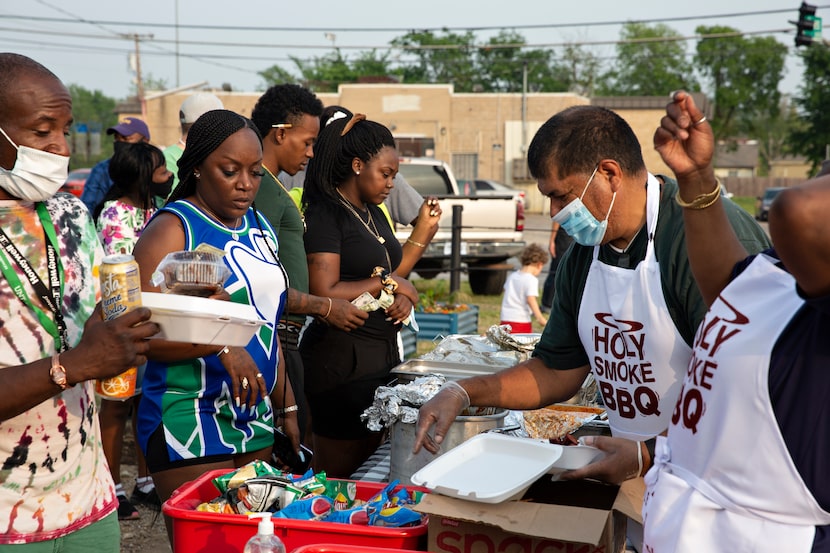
left=0, top=126, right=69, bottom=202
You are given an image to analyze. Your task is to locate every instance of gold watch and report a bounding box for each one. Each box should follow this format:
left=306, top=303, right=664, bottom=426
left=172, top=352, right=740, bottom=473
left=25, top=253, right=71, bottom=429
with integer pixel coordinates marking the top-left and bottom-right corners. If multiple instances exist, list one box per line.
left=50, top=351, right=69, bottom=390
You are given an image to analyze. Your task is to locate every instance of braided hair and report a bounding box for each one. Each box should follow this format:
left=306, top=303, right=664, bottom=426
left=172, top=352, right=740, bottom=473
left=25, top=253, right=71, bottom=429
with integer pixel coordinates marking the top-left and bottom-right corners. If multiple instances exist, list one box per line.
left=303, top=115, right=395, bottom=211
left=94, top=141, right=164, bottom=220
left=168, top=109, right=262, bottom=203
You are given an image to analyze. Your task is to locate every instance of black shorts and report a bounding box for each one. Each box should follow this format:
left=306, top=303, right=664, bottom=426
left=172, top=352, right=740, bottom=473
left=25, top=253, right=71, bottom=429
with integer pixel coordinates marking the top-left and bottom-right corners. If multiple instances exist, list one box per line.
left=301, top=321, right=398, bottom=440
left=144, top=424, right=233, bottom=473
left=307, top=376, right=389, bottom=440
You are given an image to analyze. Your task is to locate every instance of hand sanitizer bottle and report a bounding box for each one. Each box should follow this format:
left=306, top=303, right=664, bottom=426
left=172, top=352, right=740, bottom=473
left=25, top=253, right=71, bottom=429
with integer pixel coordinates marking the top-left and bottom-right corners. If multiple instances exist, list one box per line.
left=243, top=512, right=285, bottom=553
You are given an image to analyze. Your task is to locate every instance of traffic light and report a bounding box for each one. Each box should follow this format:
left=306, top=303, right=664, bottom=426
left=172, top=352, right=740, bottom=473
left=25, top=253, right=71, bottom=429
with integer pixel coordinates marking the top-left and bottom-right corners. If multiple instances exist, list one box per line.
left=792, top=2, right=822, bottom=47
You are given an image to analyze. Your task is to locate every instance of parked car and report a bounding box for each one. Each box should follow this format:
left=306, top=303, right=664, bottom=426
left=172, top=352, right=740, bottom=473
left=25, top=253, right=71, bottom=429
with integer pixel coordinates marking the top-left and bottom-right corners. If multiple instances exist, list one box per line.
left=61, top=168, right=91, bottom=198
left=755, top=187, right=785, bottom=221
left=397, top=158, right=525, bottom=295
left=469, top=179, right=528, bottom=209
left=720, top=183, right=734, bottom=199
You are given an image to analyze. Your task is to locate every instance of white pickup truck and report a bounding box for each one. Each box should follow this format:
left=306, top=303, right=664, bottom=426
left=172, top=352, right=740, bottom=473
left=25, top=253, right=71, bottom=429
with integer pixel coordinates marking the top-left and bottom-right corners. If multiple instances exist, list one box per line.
left=396, top=157, right=526, bottom=295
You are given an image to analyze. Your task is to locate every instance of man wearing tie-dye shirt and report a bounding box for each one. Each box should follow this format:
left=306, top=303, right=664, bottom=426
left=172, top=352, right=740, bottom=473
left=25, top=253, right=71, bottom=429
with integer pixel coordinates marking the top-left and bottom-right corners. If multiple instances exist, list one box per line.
left=0, top=53, right=159, bottom=550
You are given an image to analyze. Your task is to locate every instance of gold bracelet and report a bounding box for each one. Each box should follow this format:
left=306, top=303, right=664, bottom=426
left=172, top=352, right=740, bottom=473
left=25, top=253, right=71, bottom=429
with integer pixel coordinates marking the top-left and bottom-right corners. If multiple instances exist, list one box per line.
left=278, top=405, right=298, bottom=416
left=322, top=297, right=332, bottom=319
left=406, top=238, right=426, bottom=248
left=675, top=179, right=721, bottom=210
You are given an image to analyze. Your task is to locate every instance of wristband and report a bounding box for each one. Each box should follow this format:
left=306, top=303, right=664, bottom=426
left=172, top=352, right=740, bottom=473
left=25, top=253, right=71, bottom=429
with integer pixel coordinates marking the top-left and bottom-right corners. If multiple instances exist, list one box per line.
left=371, top=266, right=398, bottom=293
left=644, top=437, right=656, bottom=469
left=635, top=441, right=644, bottom=478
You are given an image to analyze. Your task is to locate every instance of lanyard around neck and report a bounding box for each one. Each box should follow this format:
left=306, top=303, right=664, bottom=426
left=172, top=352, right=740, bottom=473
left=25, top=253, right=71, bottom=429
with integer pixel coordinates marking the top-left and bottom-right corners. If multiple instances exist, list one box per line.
left=0, top=202, right=68, bottom=351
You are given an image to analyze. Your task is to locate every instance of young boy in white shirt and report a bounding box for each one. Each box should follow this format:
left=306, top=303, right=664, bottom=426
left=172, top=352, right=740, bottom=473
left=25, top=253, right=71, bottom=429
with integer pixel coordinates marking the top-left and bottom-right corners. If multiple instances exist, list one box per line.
left=500, top=243, right=549, bottom=333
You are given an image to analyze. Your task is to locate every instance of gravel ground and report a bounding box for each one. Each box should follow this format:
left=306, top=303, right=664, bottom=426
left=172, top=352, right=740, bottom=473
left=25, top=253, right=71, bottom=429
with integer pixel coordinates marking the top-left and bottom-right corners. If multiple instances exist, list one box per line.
left=118, top=426, right=172, bottom=553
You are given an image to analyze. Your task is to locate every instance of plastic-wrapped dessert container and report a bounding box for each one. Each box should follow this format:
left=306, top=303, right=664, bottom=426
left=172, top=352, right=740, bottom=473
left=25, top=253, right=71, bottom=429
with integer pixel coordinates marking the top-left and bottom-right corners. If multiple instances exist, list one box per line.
left=151, top=251, right=230, bottom=297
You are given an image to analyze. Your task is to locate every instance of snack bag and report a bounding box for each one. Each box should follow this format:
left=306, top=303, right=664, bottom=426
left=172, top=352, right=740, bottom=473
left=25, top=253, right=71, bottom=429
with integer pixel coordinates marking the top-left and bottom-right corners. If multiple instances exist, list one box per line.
left=227, top=476, right=301, bottom=513
left=196, top=497, right=234, bottom=514
left=273, top=494, right=333, bottom=521
left=325, top=504, right=371, bottom=525
left=213, top=460, right=282, bottom=494
left=369, top=504, right=423, bottom=527
left=325, top=479, right=358, bottom=510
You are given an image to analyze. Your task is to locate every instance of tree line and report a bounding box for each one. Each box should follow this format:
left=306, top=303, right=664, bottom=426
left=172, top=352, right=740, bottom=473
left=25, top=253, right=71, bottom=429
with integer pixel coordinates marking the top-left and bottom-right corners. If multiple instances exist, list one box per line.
left=70, top=23, right=830, bottom=173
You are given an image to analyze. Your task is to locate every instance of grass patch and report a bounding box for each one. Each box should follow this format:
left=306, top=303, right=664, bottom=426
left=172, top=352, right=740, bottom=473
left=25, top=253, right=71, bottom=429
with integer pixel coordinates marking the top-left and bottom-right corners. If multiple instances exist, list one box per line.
left=730, top=196, right=758, bottom=217
left=412, top=277, right=542, bottom=355
left=412, top=278, right=502, bottom=329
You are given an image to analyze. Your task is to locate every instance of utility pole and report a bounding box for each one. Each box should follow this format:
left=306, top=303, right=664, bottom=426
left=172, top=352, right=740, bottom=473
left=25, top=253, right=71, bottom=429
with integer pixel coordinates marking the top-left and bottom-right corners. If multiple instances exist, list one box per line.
left=175, top=0, right=180, bottom=88
left=123, top=33, right=154, bottom=118
left=521, top=61, right=528, bottom=157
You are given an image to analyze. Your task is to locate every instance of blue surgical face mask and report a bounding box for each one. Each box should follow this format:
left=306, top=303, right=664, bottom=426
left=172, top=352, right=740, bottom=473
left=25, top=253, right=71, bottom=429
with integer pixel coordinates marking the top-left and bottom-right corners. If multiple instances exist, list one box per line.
left=551, top=165, right=616, bottom=247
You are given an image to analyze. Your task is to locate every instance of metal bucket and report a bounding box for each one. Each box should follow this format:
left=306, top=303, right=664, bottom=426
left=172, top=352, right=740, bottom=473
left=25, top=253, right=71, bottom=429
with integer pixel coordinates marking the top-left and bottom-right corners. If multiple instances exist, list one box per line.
left=389, top=409, right=508, bottom=484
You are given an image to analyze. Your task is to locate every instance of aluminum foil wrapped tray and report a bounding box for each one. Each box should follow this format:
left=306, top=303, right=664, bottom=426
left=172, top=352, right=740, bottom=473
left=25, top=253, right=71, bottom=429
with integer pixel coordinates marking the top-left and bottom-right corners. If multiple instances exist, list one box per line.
left=418, top=326, right=542, bottom=367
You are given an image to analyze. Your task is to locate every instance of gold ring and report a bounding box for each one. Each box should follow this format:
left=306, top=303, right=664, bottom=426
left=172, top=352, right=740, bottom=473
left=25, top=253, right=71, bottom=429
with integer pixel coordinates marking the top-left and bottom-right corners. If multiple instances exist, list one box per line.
left=694, top=115, right=707, bottom=126
left=241, top=377, right=249, bottom=389
left=256, top=373, right=263, bottom=379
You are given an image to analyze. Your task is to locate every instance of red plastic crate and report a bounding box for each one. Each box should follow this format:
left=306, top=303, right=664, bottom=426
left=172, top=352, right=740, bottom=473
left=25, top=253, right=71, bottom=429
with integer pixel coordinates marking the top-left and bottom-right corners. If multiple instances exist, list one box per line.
left=294, top=545, right=429, bottom=553
left=162, top=469, right=429, bottom=553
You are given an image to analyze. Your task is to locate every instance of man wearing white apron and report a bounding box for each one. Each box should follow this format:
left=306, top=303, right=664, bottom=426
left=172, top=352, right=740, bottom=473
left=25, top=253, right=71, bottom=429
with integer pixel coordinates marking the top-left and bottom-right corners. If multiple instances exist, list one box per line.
left=646, top=91, right=830, bottom=552
left=576, top=171, right=689, bottom=443
left=413, top=105, right=770, bottom=486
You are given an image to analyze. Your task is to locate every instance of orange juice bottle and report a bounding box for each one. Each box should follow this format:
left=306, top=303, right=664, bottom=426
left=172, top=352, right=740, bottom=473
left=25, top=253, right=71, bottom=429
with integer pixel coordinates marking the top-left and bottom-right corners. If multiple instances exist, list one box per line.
left=97, top=254, right=142, bottom=400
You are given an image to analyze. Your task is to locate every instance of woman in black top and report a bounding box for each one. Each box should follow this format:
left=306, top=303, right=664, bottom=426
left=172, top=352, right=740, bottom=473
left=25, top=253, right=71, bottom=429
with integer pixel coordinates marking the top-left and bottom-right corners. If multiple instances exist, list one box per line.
left=301, top=114, right=419, bottom=477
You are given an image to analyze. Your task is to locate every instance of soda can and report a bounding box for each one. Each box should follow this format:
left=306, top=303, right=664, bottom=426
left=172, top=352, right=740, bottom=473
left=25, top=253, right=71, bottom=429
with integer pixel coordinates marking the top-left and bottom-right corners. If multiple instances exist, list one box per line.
left=96, top=254, right=142, bottom=400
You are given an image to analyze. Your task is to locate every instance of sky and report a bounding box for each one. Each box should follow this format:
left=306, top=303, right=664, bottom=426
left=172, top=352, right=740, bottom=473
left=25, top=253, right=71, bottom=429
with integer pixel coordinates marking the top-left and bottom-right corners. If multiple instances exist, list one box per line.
left=0, top=0, right=821, bottom=100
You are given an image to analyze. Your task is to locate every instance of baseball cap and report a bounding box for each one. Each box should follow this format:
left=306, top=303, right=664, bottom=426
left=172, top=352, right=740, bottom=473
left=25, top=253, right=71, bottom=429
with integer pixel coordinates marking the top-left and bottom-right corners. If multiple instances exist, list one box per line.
left=107, top=117, right=150, bottom=140
left=180, top=92, right=224, bottom=124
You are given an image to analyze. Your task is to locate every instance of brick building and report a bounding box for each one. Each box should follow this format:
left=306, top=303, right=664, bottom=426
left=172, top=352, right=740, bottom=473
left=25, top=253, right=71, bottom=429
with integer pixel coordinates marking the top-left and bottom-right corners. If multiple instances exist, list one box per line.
left=125, top=85, right=711, bottom=213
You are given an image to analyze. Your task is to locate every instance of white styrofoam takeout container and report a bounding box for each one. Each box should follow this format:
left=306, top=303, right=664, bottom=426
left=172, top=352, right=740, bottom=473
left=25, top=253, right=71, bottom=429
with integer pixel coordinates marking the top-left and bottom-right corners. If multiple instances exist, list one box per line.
left=547, top=444, right=604, bottom=473
left=410, top=433, right=564, bottom=503
left=142, top=292, right=266, bottom=347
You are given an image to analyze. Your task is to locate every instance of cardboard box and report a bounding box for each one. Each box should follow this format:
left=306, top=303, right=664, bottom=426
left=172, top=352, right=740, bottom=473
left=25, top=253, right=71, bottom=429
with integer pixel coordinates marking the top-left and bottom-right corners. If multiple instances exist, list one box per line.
left=415, top=477, right=644, bottom=553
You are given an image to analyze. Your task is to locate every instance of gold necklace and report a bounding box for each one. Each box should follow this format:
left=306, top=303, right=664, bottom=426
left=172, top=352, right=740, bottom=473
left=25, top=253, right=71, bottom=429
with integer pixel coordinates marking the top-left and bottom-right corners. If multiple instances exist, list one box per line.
left=196, top=200, right=242, bottom=241
left=336, top=189, right=385, bottom=245
left=263, top=165, right=306, bottom=233
left=336, top=189, right=391, bottom=271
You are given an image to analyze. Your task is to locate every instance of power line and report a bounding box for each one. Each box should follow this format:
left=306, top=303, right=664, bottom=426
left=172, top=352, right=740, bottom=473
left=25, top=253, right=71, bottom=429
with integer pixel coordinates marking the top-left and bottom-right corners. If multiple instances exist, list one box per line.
left=32, top=0, right=121, bottom=37
left=1, top=6, right=826, bottom=33
left=1, top=6, right=808, bottom=95
left=12, top=3, right=260, bottom=79
left=0, top=24, right=797, bottom=51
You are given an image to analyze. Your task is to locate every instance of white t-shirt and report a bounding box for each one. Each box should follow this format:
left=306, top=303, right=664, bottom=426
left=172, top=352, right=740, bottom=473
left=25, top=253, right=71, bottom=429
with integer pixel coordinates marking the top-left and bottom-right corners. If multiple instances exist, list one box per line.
left=500, top=270, right=540, bottom=322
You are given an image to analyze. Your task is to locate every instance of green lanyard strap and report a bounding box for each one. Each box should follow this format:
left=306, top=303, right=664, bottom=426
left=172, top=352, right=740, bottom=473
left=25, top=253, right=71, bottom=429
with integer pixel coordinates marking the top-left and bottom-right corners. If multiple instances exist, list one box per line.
left=0, top=202, right=68, bottom=352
